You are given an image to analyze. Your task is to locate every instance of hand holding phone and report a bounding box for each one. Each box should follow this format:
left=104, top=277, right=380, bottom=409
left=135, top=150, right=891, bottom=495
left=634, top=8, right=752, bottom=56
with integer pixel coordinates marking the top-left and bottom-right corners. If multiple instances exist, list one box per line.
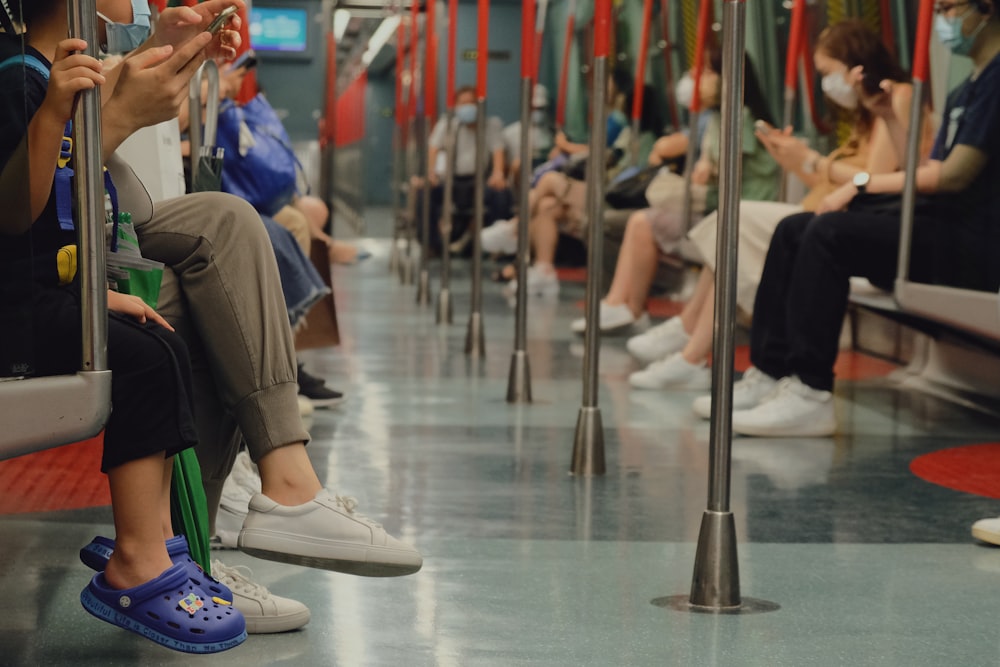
left=206, top=5, right=239, bottom=35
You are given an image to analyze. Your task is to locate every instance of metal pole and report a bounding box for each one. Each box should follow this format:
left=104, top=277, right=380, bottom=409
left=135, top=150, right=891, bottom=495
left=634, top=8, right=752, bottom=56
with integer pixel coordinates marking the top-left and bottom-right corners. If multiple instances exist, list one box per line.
left=895, top=80, right=923, bottom=287
left=681, top=108, right=700, bottom=230
left=463, top=99, right=487, bottom=357
left=390, top=124, right=403, bottom=274
left=506, top=80, right=533, bottom=402
left=569, top=0, right=610, bottom=477
left=436, top=111, right=457, bottom=324
left=70, top=0, right=107, bottom=372
left=416, top=114, right=432, bottom=304
left=400, top=115, right=416, bottom=286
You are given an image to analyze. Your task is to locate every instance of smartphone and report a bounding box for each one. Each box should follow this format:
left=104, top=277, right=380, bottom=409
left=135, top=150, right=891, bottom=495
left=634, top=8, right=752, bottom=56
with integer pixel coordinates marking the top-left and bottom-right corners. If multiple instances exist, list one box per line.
left=206, top=5, right=239, bottom=35
left=231, top=49, right=257, bottom=71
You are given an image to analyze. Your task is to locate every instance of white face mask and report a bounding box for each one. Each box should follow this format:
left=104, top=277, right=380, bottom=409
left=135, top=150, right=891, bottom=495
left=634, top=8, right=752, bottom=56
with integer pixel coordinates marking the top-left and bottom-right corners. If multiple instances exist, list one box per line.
left=530, top=109, right=547, bottom=125
left=821, top=71, right=858, bottom=110
left=675, top=73, right=695, bottom=109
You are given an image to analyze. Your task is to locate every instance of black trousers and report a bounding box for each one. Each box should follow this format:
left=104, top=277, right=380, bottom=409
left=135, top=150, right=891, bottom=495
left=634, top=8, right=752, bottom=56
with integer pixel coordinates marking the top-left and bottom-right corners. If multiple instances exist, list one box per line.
left=421, top=177, right=514, bottom=251
left=749, top=210, right=942, bottom=392
left=19, top=286, right=198, bottom=472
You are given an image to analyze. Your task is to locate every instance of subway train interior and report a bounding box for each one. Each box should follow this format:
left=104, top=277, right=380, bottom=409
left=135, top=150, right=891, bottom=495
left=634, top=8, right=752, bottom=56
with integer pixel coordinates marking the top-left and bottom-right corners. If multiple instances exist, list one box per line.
left=3, top=0, right=1000, bottom=664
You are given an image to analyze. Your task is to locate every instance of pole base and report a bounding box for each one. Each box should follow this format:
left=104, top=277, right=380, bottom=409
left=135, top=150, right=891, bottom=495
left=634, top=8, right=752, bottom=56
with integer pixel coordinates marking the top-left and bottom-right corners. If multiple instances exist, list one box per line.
left=388, top=237, right=400, bottom=274
left=652, top=595, right=780, bottom=615
left=690, top=510, right=741, bottom=609
left=505, top=350, right=532, bottom=403
left=570, top=406, right=605, bottom=476
left=416, top=270, right=431, bottom=306
left=399, top=253, right=415, bottom=286
left=435, top=288, right=453, bottom=324
left=464, top=311, right=485, bottom=357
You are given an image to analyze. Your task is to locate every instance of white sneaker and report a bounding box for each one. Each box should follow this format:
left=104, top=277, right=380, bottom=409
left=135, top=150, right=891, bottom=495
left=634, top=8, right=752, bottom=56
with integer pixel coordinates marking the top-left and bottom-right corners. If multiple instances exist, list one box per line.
left=213, top=450, right=260, bottom=549
left=626, top=317, right=690, bottom=363
left=972, top=517, right=1000, bottom=546
left=239, top=489, right=423, bottom=577
left=731, top=376, right=836, bottom=437
left=570, top=302, right=648, bottom=335
left=629, top=352, right=711, bottom=390
left=212, top=560, right=311, bottom=634
left=692, top=366, right=778, bottom=419
left=297, top=395, right=314, bottom=417
left=480, top=219, right=518, bottom=255
left=504, top=265, right=560, bottom=298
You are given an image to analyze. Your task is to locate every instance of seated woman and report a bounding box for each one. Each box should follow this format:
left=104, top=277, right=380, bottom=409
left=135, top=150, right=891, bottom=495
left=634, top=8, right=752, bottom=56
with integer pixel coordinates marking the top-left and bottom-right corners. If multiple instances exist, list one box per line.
left=571, top=49, right=779, bottom=338
left=626, top=20, right=933, bottom=390
left=0, top=20, right=246, bottom=652
left=695, top=1, right=1000, bottom=436
left=484, top=67, right=655, bottom=296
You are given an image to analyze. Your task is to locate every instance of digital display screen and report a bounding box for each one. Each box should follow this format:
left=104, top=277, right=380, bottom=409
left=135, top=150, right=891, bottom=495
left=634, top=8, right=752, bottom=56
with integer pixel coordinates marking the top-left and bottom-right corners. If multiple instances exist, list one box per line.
left=250, top=7, right=308, bottom=53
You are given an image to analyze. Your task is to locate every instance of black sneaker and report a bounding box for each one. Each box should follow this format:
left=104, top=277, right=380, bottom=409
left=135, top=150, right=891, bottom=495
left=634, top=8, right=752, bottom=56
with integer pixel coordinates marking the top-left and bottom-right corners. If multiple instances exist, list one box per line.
left=297, top=365, right=345, bottom=408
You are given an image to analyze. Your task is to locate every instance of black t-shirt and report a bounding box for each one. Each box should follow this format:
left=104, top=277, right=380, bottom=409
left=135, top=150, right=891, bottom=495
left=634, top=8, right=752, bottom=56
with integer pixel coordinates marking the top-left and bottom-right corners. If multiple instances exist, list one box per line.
left=928, top=53, right=1000, bottom=290
left=0, top=45, right=73, bottom=287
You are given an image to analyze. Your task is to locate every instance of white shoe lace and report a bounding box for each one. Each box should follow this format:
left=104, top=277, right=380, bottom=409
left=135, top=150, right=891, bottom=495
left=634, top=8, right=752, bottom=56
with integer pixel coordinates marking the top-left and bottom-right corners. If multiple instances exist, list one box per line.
left=212, top=560, right=271, bottom=600
left=332, top=494, right=383, bottom=530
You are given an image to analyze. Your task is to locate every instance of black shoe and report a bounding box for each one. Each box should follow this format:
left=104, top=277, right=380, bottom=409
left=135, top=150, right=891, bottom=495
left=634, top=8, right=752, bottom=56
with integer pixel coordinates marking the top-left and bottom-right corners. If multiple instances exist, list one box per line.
left=297, top=365, right=345, bottom=408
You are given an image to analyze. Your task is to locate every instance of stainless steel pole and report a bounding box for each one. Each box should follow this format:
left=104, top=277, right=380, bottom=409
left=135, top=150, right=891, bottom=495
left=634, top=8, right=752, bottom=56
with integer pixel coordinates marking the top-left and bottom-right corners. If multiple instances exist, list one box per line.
left=390, top=123, right=403, bottom=274
left=895, top=80, right=924, bottom=288
left=506, top=76, right=533, bottom=402
left=436, top=110, right=457, bottom=324
left=416, top=114, right=432, bottom=305
left=569, top=54, right=608, bottom=477
left=70, top=0, right=107, bottom=372
left=681, top=108, right=700, bottom=231
left=690, top=0, right=745, bottom=609
left=463, top=99, right=487, bottom=357
left=400, top=115, right=416, bottom=286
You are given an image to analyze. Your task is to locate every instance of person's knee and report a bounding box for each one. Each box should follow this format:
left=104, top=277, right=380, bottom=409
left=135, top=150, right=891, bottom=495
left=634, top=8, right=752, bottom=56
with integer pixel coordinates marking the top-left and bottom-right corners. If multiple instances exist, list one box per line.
left=294, top=195, right=329, bottom=228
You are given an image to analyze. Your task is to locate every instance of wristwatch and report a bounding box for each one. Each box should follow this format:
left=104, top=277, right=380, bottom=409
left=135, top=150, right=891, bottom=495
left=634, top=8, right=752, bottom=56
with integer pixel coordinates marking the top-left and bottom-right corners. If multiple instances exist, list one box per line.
left=853, top=171, right=871, bottom=193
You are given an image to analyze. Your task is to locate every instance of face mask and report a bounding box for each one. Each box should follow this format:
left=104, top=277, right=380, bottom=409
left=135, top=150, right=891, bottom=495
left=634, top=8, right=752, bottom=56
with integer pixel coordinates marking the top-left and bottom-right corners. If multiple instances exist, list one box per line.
left=675, top=73, right=694, bottom=108
left=455, top=103, right=477, bottom=125
left=531, top=110, right=547, bottom=125
left=934, top=8, right=987, bottom=56
left=821, top=71, right=858, bottom=110
left=97, top=0, right=152, bottom=54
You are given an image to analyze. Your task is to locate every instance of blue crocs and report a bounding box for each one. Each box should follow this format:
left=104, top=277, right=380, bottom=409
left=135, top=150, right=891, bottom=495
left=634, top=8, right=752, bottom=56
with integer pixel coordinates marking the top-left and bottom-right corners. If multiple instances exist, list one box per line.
left=81, top=563, right=247, bottom=653
left=80, top=535, right=233, bottom=603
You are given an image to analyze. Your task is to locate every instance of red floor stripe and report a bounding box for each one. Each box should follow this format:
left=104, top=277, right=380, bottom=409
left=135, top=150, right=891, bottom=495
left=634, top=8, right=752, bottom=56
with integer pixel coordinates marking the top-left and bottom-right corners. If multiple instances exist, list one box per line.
left=0, top=435, right=109, bottom=515
left=910, top=443, right=1000, bottom=499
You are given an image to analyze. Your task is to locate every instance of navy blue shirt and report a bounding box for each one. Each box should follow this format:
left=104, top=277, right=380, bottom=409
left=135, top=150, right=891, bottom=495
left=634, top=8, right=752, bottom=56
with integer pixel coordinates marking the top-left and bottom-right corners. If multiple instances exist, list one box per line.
left=0, top=45, right=72, bottom=287
left=927, top=53, right=1000, bottom=290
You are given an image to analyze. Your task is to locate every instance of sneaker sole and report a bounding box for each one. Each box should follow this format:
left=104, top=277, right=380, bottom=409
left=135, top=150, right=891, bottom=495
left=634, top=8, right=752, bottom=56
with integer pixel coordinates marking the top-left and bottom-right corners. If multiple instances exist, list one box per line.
left=238, top=530, right=422, bottom=578
left=971, top=526, right=1000, bottom=546
left=731, top=420, right=836, bottom=437
left=306, top=396, right=345, bottom=409
left=238, top=605, right=312, bottom=634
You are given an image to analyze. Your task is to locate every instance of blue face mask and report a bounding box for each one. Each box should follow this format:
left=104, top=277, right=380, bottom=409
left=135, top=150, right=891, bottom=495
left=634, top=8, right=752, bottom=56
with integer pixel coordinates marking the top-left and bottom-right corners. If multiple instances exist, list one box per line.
left=98, top=0, right=152, bottom=54
left=530, top=110, right=547, bottom=125
left=455, top=103, right=477, bottom=125
left=934, top=8, right=987, bottom=56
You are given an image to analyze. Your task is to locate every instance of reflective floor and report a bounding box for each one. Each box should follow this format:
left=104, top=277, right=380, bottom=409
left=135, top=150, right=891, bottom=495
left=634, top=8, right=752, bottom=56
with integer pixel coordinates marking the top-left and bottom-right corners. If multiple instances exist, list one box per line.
left=3, top=211, right=1000, bottom=666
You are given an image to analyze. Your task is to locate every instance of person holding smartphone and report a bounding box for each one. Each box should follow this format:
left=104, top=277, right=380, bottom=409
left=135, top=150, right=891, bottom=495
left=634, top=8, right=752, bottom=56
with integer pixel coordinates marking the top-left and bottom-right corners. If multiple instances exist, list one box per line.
left=624, top=20, right=934, bottom=391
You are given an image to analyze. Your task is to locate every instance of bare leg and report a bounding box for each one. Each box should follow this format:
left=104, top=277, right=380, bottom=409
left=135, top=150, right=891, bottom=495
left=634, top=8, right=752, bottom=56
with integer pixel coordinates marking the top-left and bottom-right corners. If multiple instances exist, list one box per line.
left=604, top=211, right=659, bottom=318
left=160, top=457, right=174, bottom=541
left=257, top=443, right=323, bottom=506
left=682, top=288, right=716, bottom=364
left=104, top=454, right=176, bottom=590
left=529, top=195, right=562, bottom=269
left=679, top=268, right=714, bottom=336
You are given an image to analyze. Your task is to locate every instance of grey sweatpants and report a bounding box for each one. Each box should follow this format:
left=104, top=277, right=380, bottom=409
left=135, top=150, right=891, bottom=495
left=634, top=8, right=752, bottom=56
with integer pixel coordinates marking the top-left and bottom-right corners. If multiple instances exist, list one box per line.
left=133, top=192, right=310, bottom=525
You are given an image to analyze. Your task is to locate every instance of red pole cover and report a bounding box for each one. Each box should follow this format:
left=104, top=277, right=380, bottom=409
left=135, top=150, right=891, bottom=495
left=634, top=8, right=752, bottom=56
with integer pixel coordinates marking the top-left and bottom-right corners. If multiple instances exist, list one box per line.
left=556, top=3, right=575, bottom=128
left=447, top=0, right=458, bottom=109
left=689, top=0, right=713, bottom=113
left=632, top=0, right=653, bottom=121
left=912, top=0, right=934, bottom=82
left=593, top=0, right=611, bottom=58
left=426, top=0, right=438, bottom=119
left=784, top=0, right=805, bottom=90
left=323, top=31, right=337, bottom=145
left=521, top=0, right=536, bottom=80
left=476, top=0, right=490, bottom=99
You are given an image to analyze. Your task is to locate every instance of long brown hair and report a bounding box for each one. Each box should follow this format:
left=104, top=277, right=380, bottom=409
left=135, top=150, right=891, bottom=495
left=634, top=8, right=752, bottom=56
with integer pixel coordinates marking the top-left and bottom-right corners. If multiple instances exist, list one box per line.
left=815, top=20, right=907, bottom=152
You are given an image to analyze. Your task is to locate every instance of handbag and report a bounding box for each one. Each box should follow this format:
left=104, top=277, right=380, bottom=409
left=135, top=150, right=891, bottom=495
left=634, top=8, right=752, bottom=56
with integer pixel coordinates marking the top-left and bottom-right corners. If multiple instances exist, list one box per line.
left=604, top=164, right=660, bottom=209
left=217, top=95, right=304, bottom=215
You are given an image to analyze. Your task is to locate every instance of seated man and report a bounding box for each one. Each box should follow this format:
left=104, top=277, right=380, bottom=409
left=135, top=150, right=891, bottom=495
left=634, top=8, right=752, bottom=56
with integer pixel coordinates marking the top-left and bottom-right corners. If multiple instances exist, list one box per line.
left=692, top=0, right=1000, bottom=437
left=502, top=83, right=555, bottom=188
left=417, top=85, right=512, bottom=253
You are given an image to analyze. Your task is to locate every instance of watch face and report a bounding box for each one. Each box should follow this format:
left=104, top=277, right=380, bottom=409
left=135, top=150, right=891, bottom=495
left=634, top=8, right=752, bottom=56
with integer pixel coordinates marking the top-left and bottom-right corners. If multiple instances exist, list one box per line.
left=853, top=172, right=870, bottom=189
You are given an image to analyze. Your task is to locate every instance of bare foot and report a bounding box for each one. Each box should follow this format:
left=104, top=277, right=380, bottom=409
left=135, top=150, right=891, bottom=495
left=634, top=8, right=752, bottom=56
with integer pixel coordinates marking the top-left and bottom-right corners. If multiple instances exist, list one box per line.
left=329, top=240, right=360, bottom=265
